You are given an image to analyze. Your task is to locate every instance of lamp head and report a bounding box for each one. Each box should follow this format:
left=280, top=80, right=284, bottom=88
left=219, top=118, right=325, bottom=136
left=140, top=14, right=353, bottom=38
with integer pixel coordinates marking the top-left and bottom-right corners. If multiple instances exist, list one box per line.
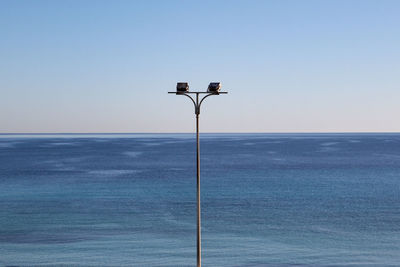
left=176, top=82, right=189, bottom=92
left=208, top=82, right=221, bottom=92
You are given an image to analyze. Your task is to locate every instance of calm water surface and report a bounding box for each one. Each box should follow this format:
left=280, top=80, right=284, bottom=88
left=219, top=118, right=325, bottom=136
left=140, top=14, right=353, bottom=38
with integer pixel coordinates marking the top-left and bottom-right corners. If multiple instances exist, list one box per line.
left=0, top=133, right=399, bottom=266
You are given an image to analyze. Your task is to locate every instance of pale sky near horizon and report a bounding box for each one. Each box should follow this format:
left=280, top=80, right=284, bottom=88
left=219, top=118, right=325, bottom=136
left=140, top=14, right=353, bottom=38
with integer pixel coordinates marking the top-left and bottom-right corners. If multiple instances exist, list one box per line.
left=1, top=0, right=399, bottom=133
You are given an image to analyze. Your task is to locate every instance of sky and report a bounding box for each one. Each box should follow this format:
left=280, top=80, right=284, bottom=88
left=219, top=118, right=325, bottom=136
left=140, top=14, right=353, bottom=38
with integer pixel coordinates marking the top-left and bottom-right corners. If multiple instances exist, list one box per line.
left=1, top=0, right=399, bottom=133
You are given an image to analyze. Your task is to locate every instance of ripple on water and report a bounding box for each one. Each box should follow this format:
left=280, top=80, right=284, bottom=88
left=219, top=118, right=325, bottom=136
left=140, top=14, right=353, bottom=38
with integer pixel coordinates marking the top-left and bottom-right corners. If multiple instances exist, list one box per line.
left=123, top=151, right=143, bottom=157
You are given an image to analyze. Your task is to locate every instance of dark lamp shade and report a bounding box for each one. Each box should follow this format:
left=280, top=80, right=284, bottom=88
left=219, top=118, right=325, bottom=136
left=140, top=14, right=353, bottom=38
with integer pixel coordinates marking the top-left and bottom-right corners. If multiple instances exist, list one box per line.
left=208, top=82, right=221, bottom=92
left=176, top=82, right=189, bottom=92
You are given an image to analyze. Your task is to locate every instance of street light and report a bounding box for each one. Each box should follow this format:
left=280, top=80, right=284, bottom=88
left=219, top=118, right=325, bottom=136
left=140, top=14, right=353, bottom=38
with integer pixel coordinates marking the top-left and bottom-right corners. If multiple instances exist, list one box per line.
left=169, top=82, right=227, bottom=267
left=177, top=82, right=189, bottom=92
left=207, top=82, right=221, bottom=92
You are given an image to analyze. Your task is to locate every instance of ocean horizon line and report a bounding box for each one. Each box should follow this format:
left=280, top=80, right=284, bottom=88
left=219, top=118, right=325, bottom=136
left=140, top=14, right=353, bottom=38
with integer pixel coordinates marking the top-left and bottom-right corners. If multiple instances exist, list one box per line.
left=1, top=131, right=400, bottom=135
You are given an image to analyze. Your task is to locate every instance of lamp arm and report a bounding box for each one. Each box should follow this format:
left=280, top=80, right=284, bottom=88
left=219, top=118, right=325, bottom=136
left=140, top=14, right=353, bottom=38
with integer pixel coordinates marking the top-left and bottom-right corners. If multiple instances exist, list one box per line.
left=178, top=93, right=197, bottom=111
left=198, top=93, right=215, bottom=111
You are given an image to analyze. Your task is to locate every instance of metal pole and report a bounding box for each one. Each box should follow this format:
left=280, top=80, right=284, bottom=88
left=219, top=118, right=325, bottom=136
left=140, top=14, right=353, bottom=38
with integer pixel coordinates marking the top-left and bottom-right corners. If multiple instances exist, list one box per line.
left=196, top=93, right=201, bottom=267
left=168, top=89, right=226, bottom=267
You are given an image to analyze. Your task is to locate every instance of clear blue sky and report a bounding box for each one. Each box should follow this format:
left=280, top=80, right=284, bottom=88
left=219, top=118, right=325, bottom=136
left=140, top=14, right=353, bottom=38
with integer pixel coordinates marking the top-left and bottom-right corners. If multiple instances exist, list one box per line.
left=1, top=0, right=399, bottom=133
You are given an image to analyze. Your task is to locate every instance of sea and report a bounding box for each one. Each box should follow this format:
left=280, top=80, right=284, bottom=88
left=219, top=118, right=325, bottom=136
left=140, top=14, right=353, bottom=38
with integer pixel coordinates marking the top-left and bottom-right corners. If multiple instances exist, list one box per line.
left=0, top=133, right=399, bottom=266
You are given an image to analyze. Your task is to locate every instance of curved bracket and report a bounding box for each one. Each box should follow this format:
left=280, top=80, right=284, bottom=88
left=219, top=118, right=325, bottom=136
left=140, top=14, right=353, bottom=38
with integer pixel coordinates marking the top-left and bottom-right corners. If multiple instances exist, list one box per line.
left=178, top=93, right=196, bottom=111
left=199, top=93, right=215, bottom=109
left=173, top=92, right=222, bottom=115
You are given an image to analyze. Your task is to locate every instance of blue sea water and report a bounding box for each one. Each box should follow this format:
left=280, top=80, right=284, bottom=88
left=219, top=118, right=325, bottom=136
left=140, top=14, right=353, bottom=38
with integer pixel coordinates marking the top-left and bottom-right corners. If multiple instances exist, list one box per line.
left=0, top=133, right=399, bottom=266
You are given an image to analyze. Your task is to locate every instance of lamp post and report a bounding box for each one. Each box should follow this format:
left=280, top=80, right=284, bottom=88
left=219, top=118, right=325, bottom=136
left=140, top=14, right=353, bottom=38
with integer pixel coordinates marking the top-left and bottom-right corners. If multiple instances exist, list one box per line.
left=169, top=82, right=227, bottom=267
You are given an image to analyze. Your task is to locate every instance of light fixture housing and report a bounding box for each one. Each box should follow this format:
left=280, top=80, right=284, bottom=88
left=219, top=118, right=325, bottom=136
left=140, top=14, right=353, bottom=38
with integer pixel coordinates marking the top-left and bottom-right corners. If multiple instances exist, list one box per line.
left=208, top=82, right=221, bottom=92
left=176, top=82, right=189, bottom=92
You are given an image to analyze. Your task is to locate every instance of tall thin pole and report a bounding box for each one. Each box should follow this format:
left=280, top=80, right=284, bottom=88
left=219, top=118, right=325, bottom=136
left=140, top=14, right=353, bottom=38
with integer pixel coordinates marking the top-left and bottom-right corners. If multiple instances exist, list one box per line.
left=196, top=93, right=201, bottom=267
left=168, top=89, right=226, bottom=266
